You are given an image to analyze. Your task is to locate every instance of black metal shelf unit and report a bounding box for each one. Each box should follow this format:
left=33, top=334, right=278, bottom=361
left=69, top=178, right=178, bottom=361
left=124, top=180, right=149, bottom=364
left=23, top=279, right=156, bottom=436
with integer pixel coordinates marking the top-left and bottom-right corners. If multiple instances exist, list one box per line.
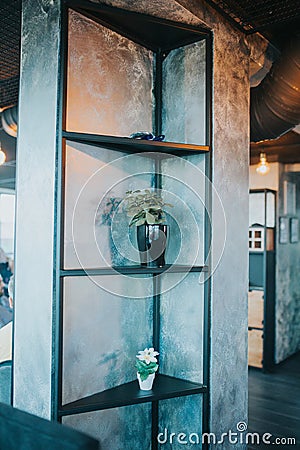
left=55, top=1, right=212, bottom=448
left=248, top=189, right=276, bottom=371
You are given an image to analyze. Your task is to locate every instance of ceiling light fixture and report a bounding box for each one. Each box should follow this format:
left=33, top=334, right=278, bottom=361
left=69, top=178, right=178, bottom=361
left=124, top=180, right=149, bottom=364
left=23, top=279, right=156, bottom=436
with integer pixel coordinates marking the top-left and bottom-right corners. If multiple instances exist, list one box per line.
left=256, top=152, right=270, bottom=175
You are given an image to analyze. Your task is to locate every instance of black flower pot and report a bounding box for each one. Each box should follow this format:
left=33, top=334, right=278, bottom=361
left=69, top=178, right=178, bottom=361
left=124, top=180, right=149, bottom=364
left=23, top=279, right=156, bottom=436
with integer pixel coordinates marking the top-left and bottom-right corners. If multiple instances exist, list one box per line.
left=136, top=224, right=168, bottom=267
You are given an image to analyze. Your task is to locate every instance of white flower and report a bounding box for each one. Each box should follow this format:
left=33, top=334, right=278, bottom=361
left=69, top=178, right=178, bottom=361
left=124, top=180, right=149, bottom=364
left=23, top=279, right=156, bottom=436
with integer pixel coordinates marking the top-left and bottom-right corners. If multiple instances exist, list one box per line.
left=136, top=347, right=159, bottom=365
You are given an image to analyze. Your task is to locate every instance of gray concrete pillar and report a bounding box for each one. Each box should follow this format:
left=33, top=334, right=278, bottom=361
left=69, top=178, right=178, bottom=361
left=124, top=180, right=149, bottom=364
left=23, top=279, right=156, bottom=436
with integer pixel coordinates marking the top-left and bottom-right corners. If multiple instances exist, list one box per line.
left=13, top=0, right=61, bottom=419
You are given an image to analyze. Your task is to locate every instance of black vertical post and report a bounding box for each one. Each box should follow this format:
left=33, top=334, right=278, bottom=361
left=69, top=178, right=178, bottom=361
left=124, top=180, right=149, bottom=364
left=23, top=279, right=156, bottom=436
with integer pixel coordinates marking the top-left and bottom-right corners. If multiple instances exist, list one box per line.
left=52, top=1, right=68, bottom=422
left=151, top=155, right=162, bottom=449
left=151, top=273, right=160, bottom=450
left=153, top=274, right=161, bottom=352
left=153, top=155, right=162, bottom=355
left=151, top=400, right=159, bottom=450
left=151, top=44, right=163, bottom=445
left=154, top=50, right=163, bottom=136
left=262, top=189, right=268, bottom=371
left=202, top=31, right=213, bottom=449
left=263, top=190, right=276, bottom=372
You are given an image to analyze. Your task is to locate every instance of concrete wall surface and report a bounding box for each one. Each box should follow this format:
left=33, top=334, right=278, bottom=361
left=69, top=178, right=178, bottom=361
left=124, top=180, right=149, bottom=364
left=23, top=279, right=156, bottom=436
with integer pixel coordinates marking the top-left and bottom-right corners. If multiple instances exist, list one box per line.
left=276, top=166, right=300, bottom=362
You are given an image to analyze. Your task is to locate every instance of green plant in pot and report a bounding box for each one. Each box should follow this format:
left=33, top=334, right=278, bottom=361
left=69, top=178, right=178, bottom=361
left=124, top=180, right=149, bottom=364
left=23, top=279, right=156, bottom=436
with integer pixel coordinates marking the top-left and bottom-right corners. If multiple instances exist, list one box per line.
left=123, top=189, right=172, bottom=267
left=136, top=347, right=159, bottom=390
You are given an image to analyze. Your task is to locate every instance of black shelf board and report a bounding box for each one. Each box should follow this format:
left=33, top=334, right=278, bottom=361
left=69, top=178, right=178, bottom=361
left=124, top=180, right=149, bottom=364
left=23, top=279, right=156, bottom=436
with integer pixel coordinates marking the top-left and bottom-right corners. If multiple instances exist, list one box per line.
left=66, top=0, right=209, bottom=53
left=250, top=188, right=277, bottom=195
left=249, top=285, right=264, bottom=291
left=59, top=374, right=207, bottom=417
left=248, top=326, right=263, bottom=331
left=249, top=250, right=275, bottom=254
left=63, top=131, right=210, bottom=156
left=60, top=265, right=208, bottom=277
left=249, top=251, right=264, bottom=254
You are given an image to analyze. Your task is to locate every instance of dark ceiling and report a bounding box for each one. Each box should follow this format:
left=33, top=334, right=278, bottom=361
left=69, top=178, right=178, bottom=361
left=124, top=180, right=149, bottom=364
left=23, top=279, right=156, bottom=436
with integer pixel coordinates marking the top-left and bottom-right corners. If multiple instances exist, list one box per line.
left=0, top=0, right=299, bottom=165
left=204, top=0, right=300, bottom=47
left=0, top=0, right=21, bottom=110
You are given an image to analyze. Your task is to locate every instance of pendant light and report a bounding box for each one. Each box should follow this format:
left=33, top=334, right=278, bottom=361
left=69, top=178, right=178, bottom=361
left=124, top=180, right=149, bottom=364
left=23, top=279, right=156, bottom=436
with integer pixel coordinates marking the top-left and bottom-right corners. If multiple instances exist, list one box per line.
left=0, top=142, right=6, bottom=166
left=256, top=152, right=270, bottom=175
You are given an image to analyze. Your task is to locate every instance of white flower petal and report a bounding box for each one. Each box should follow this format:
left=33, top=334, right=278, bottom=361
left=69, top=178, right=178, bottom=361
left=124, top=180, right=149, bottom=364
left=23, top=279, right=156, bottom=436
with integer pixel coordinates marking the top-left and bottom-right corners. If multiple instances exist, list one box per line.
left=136, top=348, right=159, bottom=364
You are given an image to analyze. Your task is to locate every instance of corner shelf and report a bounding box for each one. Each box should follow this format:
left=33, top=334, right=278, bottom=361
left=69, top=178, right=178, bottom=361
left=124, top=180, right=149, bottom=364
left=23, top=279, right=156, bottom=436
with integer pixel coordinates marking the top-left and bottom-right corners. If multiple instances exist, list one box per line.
left=66, top=0, right=208, bottom=53
left=59, top=374, right=207, bottom=417
left=63, top=131, right=210, bottom=157
left=56, top=0, right=212, bottom=445
left=60, top=265, right=208, bottom=277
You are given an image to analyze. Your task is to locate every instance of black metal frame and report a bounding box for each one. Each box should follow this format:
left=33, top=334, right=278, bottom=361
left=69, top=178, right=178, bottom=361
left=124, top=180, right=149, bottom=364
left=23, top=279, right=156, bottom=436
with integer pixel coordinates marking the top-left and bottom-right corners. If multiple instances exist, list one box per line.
left=51, top=0, right=69, bottom=421
left=249, top=188, right=276, bottom=372
left=53, top=1, right=213, bottom=448
left=202, top=31, right=213, bottom=446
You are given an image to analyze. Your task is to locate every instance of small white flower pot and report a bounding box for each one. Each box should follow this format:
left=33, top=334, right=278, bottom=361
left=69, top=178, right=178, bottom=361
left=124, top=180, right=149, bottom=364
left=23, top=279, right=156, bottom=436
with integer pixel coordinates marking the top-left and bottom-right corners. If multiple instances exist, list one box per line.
left=137, top=372, right=155, bottom=390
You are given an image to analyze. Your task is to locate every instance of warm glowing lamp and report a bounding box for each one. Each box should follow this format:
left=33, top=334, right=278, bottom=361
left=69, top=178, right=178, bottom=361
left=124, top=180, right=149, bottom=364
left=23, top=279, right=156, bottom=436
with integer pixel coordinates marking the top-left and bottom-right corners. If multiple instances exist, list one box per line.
left=0, top=144, right=6, bottom=166
left=256, top=152, right=270, bottom=175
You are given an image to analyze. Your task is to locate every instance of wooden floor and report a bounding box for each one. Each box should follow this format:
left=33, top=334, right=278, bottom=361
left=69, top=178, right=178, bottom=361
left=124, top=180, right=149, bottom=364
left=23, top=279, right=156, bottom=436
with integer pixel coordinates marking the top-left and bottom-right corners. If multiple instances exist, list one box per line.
left=248, top=352, right=300, bottom=449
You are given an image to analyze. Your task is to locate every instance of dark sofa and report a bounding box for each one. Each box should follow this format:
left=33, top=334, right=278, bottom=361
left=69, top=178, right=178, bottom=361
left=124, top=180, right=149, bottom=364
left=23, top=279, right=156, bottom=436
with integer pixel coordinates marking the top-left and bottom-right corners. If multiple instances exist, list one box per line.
left=0, top=401, right=99, bottom=450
